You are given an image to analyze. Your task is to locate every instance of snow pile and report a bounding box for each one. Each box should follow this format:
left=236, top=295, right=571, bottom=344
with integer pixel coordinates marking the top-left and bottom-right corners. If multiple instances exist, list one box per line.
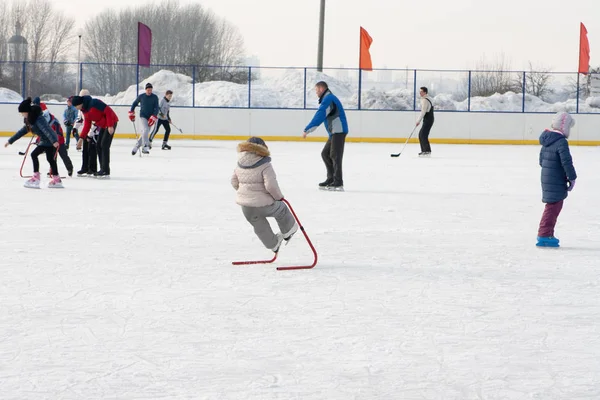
left=2, top=69, right=600, bottom=113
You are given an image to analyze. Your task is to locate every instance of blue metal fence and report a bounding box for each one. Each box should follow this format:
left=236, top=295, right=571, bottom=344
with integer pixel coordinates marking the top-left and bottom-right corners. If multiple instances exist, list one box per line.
left=0, top=61, right=598, bottom=114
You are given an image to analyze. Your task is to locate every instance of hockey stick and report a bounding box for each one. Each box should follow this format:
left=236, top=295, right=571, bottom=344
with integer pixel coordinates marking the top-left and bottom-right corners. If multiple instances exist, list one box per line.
left=390, top=126, right=418, bottom=157
left=232, top=199, right=318, bottom=270
left=170, top=121, right=183, bottom=133
left=19, top=135, right=36, bottom=178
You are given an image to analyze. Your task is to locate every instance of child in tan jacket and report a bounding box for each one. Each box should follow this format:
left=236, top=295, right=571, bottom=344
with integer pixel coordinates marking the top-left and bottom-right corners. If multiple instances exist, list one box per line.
left=231, top=137, right=298, bottom=252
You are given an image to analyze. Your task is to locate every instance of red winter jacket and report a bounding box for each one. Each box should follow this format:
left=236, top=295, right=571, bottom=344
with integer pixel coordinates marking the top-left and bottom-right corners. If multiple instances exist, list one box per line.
left=79, top=96, right=119, bottom=139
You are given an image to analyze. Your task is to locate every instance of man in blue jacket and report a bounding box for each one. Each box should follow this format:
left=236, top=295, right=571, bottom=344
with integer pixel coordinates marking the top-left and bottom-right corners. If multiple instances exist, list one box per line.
left=129, top=82, right=159, bottom=155
left=303, top=81, right=349, bottom=191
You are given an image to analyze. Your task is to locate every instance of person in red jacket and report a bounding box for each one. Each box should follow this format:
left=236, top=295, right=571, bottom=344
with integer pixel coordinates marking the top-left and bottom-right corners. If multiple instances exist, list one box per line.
left=73, top=95, right=118, bottom=178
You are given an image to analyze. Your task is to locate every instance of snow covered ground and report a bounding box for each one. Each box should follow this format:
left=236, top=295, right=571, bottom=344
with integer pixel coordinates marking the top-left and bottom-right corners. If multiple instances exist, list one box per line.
left=1, top=139, right=599, bottom=399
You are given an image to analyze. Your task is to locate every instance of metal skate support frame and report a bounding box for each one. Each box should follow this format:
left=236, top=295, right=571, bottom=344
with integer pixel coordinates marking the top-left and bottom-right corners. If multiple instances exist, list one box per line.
left=19, top=135, right=36, bottom=178
left=232, top=199, right=318, bottom=271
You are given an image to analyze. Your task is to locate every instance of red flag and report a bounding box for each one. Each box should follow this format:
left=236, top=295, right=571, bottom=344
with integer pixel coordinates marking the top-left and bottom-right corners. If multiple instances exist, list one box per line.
left=138, top=22, right=152, bottom=67
left=579, top=22, right=590, bottom=74
left=359, top=27, right=373, bottom=71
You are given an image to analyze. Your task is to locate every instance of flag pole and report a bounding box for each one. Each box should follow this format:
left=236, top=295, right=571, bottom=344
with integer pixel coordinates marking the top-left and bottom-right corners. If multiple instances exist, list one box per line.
left=136, top=22, right=140, bottom=98
left=358, top=27, right=362, bottom=110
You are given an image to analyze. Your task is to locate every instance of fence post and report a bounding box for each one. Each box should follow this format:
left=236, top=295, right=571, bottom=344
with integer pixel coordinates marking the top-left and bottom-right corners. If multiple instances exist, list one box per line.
left=303, top=67, right=307, bottom=109
left=21, top=62, right=26, bottom=98
left=79, top=63, right=83, bottom=94
left=522, top=71, right=526, bottom=113
left=136, top=64, right=140, bottom=97
left=192, top=65, right=196, bottom=107
left=576, top=74, right=580, bottom=114
left=248, top=67, right=252, bottom=108
left=358, top=68, right=362, bottom=110
left=467, top=71, right=472, bottom=112
left=413, top=69, right=417, bottom=111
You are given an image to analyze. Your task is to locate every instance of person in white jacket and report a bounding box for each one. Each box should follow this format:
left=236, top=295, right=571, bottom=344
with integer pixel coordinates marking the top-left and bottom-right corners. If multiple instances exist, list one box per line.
left=231, top=137, right=298, bottom=253
left=415, top=86, right=435, bottom=157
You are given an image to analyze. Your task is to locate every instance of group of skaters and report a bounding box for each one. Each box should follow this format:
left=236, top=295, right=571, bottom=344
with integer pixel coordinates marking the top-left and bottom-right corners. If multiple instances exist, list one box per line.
left=3, top=84, right=175, bottom=188
left=3, top=80, right=577, bottom=249
left=232, top=81, right=576, bottom=253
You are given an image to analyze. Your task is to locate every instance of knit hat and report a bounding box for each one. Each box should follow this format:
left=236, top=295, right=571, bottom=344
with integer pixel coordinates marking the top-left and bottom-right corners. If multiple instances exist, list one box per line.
left=32, top=96, right=41, bottom=105
left=551, top=112, right=575, bottom=138
left=18, top=97, right=32, bottom=113
left=71, top=96, right=84, bottom=107
left=247, top=136, right=267, bottom=148
left=145, top=83, right=153, bottom=89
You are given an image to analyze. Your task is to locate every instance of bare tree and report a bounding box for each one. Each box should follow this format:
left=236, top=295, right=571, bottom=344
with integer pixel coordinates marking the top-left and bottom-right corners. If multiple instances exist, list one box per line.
left=0, top=0, right=76, bottom=98
left=466, top=53, right=521, bottom=97
left=524, top=62, right=553, bottom=101
left=0, top=1, right=11, bottom=89
left=82, top=0, right=247, bottom=95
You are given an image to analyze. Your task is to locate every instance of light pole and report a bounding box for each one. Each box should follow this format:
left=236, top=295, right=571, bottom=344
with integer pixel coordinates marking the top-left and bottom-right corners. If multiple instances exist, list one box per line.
left=76, top=32, right=82, bottom=94
left=317, top=0, right=325, bottom=72
left=8, top=22, right=28, bottom=97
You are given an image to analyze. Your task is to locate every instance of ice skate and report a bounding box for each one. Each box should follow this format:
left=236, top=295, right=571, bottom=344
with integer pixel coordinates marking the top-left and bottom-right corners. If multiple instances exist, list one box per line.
left=326, top=183, right=344, bottom=192
left=283, top=222, right=299, bottom=243
left=162, top=142, right=171, bottom=150
left=142, top=146, right=150, bottom=154
left=24, top=172, right=41, bottom=189
left=48, top=175, right=64, bottom=189
left=270, top=233, right=284, bottom=253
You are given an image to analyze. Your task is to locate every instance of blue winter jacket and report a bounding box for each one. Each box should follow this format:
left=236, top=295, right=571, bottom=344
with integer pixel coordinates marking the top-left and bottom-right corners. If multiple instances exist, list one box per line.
left=8, top=107, right=58, bottom=147
left=130, top=93, right=159, bottom=120
left=63, top=105, right=78, bottom=124
left=305, top=90, right=349, bottom=137
left=539, top=129, right=577, bottom=203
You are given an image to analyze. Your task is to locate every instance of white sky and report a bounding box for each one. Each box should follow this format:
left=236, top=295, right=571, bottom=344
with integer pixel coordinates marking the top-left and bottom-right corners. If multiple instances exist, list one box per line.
left=49, top=0, right=599, bottom=72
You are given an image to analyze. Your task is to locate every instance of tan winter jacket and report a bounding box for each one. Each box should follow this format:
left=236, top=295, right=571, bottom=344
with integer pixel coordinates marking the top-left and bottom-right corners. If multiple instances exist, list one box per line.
left=231, top=142, right=284, bottom=207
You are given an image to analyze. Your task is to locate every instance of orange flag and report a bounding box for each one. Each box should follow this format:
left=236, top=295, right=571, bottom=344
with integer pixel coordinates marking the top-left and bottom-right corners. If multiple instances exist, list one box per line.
left=359, top=27, right=373, bottom=71
left=579, top=22, right=590, bottom=74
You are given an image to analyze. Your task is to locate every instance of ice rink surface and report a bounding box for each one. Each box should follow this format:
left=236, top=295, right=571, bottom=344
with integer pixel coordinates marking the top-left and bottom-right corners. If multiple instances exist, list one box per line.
left=1, top=139, right=599, bottom=399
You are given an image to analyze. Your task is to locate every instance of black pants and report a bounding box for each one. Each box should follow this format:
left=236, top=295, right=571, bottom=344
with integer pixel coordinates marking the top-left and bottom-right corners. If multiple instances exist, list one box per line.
left=31, top=145, right=58, bottom=175
left=150, top=119, right=170, bottom=143
left=81, top=137, right=98, bottom=173
left=58, top=143, right=73, bottom=173
left=419, top=119, right=434, bottom=152
left=97, top=123, right=116, bottom=174
left=65, top=125, right=79, bottom=148
left=321, top=133, right=347, bottom=185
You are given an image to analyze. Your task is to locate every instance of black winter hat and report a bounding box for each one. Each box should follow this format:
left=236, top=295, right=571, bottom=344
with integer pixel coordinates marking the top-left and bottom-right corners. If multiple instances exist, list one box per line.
left=71, top=96, right=84, bottom=107
left=145, top=83, right=153, bottom=89
left=18, top=97, right=32, bottom=113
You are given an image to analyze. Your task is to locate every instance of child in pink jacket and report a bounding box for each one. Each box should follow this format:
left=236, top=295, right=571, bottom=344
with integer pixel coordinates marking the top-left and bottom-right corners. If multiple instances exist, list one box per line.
left=231, top=137, right=298, bottom=253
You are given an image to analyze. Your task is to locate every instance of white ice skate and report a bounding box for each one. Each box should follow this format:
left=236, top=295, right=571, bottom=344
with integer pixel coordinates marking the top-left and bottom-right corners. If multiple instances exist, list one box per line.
left=24, top=172, right=41, bottom=189
left=283, top=222, right=299, bottom=243
left=48, top=175, right=64, bottom=188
